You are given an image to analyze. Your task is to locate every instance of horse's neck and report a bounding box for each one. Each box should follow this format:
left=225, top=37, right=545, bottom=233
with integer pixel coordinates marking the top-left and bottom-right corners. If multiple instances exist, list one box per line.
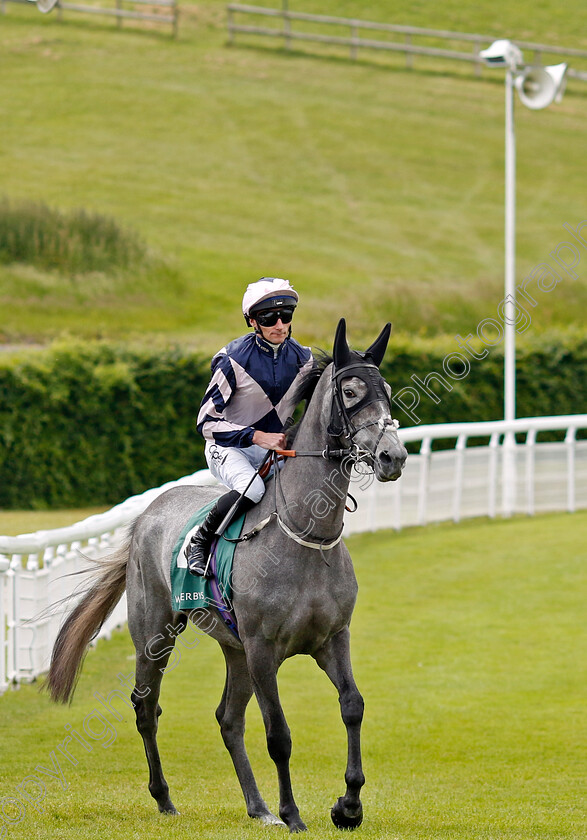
left=280, top=371, right=349, bottom=539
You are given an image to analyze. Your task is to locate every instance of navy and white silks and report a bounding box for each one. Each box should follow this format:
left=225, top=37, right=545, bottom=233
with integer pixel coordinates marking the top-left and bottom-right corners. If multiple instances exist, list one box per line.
left=197, top=333, right=314, bottom=502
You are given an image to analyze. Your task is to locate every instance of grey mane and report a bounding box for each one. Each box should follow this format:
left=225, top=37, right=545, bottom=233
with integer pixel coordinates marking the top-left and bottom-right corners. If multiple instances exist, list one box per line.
left=286, top=349, right=332, bottom=446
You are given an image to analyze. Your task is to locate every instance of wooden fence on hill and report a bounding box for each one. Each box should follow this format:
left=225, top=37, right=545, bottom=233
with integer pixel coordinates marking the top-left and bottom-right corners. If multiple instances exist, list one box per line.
left=226, top=4, right=587, bottom=85
left=1, top=0, right=178, bottom=37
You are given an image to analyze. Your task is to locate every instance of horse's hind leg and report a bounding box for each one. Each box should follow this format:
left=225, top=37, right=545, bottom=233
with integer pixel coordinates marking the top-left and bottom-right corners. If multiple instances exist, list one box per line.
left=130, top=614, right=184, bottom=815
left=217, top=644, right=285, bottom=826
left=314, top=627, right=365, bottom=830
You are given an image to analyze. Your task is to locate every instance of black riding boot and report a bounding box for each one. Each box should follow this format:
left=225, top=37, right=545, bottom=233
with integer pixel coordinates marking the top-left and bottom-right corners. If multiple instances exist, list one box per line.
left=185, top=489, right=255, bottom=578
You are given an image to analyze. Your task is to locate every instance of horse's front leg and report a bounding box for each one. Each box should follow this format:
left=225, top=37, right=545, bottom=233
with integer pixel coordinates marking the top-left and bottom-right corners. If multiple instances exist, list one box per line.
left=245, top=638, right=307, bottom=833
left=314, top=627, right=365, bottom=830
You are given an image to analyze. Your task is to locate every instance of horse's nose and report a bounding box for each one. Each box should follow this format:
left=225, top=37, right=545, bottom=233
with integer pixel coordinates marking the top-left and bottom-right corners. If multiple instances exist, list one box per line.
left=378, top=447, right=407, bottom=478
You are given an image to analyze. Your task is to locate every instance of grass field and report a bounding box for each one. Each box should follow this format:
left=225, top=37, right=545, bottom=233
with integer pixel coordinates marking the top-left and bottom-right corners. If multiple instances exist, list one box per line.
left=0, top=507, right=110, bottom=535
left=1, top=1, right=586, bottom=352
left=1, top=511, right=585, bottom=839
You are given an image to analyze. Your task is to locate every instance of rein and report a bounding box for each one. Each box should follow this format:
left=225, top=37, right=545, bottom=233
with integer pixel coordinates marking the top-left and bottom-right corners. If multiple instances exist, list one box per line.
left=269, top=446, right=348, bottom=460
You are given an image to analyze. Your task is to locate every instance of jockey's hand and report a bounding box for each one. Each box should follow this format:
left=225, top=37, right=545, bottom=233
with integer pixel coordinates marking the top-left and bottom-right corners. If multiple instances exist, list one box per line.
left=252, top=431, right=287, bottom=451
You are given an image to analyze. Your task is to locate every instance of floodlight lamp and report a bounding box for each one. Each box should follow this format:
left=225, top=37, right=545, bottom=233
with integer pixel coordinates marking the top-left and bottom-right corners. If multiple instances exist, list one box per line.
left=480, top=39, right=523, bottom=69
left=515, top=63, right=568, bottom=109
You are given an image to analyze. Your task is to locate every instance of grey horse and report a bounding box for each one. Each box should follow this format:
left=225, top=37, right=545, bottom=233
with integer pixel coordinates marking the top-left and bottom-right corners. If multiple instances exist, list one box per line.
left=46, top=318, right=407, bottom=832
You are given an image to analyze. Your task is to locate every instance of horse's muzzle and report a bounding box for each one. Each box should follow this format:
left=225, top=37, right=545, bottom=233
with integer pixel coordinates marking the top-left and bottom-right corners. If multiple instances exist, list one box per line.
left=375, top=445, right=407, bottom=482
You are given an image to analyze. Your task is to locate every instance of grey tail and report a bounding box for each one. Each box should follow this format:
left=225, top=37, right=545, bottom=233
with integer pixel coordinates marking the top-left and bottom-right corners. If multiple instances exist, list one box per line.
left=44, top=540, right=130, bottom=704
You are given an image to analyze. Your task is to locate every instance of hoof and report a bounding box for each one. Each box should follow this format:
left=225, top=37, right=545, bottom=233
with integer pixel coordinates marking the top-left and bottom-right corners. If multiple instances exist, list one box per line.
left=331, top=797, right=363, bottom=830
left=279, top=807, right=307, bottom=832
left=158, top=799, right=179, bottom=816
left=256, top=813, right=287, bottom=827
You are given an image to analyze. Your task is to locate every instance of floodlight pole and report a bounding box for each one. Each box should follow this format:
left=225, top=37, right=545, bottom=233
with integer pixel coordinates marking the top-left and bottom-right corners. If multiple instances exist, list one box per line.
left=481, top=40, right=568, bottom=516
left=503, top=63, right=517, bottom=516
left=504, top=66, right=516, bottom=428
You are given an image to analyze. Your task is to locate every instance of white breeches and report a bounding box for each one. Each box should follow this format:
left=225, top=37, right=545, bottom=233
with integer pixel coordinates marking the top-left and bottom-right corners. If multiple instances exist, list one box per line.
left=205, top=442, right=268, bottom=503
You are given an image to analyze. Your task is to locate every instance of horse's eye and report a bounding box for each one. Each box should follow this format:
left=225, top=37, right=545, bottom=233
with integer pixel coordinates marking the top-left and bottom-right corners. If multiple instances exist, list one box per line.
left=343, top=388, right=356, bottom=399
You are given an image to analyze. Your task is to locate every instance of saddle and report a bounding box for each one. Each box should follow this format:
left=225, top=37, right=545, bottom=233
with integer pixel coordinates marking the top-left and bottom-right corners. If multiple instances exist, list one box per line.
left=170, top=500, right=246, bottom=639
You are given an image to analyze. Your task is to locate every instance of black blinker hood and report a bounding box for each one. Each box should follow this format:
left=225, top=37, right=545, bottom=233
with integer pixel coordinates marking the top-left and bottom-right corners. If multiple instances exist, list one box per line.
left=328, top=319, right=392, bottom=439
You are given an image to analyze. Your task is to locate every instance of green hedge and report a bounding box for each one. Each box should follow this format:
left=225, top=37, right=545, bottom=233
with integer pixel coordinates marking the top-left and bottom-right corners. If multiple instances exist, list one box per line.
left=0, top=331, right=586, bottom=509
left=0, top=342, right=210, bottom=509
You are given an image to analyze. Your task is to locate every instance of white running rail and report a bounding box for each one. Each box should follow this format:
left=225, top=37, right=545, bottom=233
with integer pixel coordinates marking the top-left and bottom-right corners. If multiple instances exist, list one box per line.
left=344, top=414, right=587, bottom=534
left=1, top=415, right=586, bottom=692
left=0, top=470, right=218, bottom=694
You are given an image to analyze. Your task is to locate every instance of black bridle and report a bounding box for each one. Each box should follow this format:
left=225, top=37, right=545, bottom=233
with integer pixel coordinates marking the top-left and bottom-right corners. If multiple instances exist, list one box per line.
left=327, top=359, right=398, bottom=456
left=269, top=359, right=399, bottom=557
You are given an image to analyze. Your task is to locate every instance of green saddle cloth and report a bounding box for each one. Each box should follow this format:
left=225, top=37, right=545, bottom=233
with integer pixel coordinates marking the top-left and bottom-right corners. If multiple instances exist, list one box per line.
left=170, top=499, right=245, bottom=629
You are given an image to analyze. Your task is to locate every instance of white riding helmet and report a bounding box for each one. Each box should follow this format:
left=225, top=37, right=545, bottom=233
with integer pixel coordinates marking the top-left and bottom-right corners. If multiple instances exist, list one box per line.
left=242, top=277, right=299, bottom=325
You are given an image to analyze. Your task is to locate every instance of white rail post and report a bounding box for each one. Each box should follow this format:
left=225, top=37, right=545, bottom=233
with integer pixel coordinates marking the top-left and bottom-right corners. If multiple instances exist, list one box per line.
left=417, top=437, right=431, bottom=526
left=0, top=557, right=10, bottom=694
left=525, top=427, right=537, bottom=516
left=8, top=560, right=20, bottom=684
left=488, top=431, right=499, bottom=518
left=565, top=426, right=577, bottom=512
left=502, top=430, right=517, bottom=516
left=453, top=434, right=467, bottom=523
left=393, top=472, right=402, bottom=531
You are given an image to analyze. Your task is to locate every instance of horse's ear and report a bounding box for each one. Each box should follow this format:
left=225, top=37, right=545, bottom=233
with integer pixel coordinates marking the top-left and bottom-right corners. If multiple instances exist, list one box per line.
left=365, top=323, right=392, bottom=367
left=333, top=318, right=352, bottom=369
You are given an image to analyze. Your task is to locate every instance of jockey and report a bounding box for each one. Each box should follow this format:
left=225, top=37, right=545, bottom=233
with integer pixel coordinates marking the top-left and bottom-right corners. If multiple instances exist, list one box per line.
left=185, top=277, right=314, bottom=577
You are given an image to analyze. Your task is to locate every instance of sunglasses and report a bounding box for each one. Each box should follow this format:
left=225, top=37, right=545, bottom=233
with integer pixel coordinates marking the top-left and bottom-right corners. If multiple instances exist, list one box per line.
left=254, top=306, right=295, bottom=327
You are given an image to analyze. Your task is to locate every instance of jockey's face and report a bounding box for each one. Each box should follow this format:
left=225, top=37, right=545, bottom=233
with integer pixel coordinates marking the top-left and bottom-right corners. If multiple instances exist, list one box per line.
left=249, top=315, right=291, bottom=345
